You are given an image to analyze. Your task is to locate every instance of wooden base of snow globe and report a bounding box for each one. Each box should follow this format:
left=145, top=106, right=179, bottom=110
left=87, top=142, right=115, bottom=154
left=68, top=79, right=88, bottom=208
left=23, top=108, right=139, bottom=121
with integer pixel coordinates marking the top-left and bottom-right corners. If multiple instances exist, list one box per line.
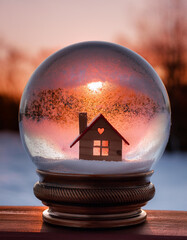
left=34, top=170, right=155, bottom=228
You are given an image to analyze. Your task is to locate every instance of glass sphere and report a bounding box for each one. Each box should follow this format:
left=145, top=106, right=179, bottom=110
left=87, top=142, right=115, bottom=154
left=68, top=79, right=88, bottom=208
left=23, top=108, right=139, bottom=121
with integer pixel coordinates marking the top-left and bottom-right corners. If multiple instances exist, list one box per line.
left=19, top=41, right=171, bottom=174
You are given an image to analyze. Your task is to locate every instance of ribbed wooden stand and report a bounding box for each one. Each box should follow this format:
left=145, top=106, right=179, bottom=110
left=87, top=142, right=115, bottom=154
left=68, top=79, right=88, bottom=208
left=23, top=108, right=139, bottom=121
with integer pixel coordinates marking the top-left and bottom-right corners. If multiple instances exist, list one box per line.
left=34, top=170, right=155, bottom=228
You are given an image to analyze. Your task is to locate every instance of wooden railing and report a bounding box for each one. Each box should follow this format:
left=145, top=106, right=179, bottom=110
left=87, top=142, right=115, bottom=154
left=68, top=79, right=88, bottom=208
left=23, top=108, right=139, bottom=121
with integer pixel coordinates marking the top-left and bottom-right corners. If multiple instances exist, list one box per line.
left=0, top=207, right=187, bottom=239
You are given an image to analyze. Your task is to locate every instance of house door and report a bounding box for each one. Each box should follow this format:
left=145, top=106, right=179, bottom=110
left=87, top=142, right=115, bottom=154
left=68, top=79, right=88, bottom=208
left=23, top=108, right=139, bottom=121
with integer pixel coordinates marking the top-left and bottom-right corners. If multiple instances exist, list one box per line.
left=93, top=140, right=109, bottom=156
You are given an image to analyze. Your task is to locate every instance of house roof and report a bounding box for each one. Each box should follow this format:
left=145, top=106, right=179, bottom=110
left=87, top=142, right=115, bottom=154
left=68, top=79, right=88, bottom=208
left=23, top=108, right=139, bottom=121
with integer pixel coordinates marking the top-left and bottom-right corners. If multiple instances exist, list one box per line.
left=70, top=113, right=130, bottom=148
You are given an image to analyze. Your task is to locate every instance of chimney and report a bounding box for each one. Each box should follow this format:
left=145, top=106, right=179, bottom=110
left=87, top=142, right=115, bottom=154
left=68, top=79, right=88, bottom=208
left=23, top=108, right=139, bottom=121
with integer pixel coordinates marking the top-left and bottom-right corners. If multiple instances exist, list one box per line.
left=79, top=112, right=87, bottom=134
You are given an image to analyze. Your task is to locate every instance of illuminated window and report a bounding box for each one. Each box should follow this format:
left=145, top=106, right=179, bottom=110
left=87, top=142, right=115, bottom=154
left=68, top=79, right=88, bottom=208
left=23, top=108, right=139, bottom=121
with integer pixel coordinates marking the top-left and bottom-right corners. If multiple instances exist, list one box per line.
left=94, top=140, right=101, bottom=146
left=93, top=140, right=109, bottom=156
left=102, top=141, right=108, bottom=147
left=93, top=147, right=100, bottom=156
left=102, top=148, right=108, bottom=156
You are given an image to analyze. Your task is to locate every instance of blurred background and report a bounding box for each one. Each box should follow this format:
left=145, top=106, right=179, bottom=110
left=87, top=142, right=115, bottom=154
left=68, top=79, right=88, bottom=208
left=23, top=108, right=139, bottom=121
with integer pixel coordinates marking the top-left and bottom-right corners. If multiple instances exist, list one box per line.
left=0, top=0, right=187, bottom=209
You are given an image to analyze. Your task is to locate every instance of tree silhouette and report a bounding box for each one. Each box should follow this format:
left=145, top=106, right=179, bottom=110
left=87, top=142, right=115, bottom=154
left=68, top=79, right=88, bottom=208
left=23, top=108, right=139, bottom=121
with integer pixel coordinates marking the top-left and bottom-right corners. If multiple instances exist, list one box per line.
left=24, top=86, right=159, bottom=128
left=118, top=0, right=187, bottom=87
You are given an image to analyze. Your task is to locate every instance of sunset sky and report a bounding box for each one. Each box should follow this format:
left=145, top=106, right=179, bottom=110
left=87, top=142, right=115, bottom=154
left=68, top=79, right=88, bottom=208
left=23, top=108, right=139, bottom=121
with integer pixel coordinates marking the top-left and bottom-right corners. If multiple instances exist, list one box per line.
left=0, top=0, right=159, bottom=54
left=0, top=0, right=186, bottom=98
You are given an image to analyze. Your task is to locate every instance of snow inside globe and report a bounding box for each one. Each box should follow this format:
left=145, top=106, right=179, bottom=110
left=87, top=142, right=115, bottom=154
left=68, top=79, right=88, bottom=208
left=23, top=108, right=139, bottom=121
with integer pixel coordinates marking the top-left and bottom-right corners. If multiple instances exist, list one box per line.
left=19, top=41, right=171, bottom=174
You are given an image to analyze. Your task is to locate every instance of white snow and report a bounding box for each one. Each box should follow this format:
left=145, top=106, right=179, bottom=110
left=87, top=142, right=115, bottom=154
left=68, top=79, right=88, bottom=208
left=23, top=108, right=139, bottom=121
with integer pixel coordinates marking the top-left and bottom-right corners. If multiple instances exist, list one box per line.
left=125, top=112, right=170, bottom=162
left=32, top=156, right=154, bottom=174
left=24, top=133, right=66, bottom=159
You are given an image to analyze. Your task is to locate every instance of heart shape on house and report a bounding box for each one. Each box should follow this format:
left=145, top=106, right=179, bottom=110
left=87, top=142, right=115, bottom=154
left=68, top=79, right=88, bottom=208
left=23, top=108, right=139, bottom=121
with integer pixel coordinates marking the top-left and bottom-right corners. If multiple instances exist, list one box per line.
left=98, top=128, right=104, bottom=134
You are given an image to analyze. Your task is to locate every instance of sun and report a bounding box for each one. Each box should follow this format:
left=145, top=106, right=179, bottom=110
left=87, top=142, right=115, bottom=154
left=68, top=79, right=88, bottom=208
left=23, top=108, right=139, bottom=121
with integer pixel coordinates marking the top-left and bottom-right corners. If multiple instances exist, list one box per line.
left=87, top=81, right=103, bottom=93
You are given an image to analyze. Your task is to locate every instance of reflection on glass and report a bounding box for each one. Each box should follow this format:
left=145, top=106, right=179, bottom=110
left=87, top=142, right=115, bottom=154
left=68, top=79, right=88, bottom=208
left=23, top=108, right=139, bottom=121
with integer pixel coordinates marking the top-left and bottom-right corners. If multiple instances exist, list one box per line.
left=19, top=41, right=171, bottom=174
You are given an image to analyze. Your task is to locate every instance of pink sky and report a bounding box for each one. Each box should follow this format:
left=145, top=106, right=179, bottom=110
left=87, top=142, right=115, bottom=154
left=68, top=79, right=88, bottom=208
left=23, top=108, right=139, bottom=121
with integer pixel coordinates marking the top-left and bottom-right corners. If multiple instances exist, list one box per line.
left=1, top=0, right=186, bottom=97
left=0, top=0, right=150, bottom=54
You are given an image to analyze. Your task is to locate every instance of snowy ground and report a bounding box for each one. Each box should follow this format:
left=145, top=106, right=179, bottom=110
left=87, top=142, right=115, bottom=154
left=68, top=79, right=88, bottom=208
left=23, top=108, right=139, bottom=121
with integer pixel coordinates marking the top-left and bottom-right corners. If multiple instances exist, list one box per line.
left=0, top=131, right=187, bottom=210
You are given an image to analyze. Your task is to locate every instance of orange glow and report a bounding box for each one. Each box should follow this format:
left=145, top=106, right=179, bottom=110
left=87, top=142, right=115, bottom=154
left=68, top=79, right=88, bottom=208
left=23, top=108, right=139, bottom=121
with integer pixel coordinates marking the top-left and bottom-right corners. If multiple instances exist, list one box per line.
left=102, top=141, right=108, bottom=147
left=102, top=148, right=109, bottom=156
left=87, top=81, right=103, bottom=93
left=94, top=140, right=101, bottom=146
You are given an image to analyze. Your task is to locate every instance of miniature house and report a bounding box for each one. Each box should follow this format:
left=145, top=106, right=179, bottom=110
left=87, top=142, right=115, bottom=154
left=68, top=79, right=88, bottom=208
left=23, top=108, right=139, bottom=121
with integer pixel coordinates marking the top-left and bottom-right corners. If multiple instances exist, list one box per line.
left=70, top=113, right=129, bottom=161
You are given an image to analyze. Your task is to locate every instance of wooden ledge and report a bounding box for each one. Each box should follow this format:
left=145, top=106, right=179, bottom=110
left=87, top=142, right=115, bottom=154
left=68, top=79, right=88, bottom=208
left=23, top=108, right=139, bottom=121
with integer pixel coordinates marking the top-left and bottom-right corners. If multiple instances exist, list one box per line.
left=0, top=206, right=187, bottom=239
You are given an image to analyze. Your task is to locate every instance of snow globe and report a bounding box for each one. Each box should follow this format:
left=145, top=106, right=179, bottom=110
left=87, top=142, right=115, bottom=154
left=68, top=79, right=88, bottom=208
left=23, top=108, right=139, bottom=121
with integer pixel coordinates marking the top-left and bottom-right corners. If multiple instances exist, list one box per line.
left=19, top=41, right=171, bottom=228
